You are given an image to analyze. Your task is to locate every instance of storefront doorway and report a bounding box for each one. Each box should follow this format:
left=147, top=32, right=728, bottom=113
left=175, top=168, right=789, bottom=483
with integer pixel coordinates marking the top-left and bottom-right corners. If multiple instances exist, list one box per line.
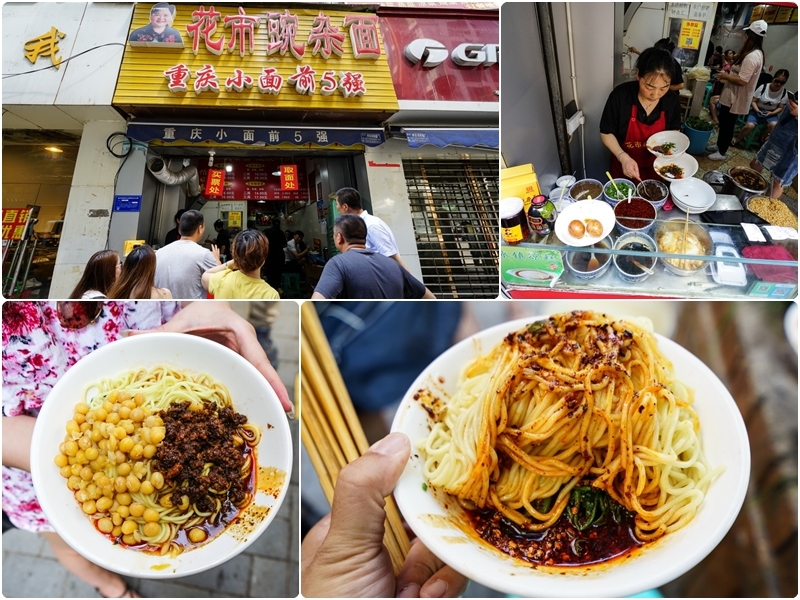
left=2, top=130, right=80, bottom=297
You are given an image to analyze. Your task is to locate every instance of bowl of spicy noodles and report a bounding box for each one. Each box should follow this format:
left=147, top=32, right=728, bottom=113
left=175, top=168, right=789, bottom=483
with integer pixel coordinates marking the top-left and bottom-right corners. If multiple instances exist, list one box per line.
left=391, top=312, right=749, bottom=597
left=30, top=332, right=292, bottom=578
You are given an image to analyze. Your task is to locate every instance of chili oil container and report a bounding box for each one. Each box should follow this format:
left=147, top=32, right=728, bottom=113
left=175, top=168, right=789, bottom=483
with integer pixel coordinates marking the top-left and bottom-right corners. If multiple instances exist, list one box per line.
left=500, top=197, right=530, bottom=245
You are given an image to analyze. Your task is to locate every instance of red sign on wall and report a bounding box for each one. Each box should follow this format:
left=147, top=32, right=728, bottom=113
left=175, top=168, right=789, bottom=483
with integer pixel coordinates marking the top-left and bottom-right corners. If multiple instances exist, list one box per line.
left=379, top=13, right=499, bottom=103
left=280, top=165, right=299, bottom=191
left=204, top=168, right=226, bottom=197
left=199, top=159, right=308, bottom=201
left=2, top=207, right=32, bottom=241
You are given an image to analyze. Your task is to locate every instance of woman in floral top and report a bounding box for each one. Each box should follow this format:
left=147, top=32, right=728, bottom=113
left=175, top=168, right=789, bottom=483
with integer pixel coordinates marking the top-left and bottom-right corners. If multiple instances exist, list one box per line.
left=2, top=300, right=292, bottom=597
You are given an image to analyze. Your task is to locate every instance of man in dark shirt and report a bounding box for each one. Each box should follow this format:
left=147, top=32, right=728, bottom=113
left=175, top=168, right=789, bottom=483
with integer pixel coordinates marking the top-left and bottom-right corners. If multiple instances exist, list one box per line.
left=213, top=219, right=230, bottom=262
left=311, top=215, right=435, bottom=299
left=263, top=218, right=286, bottom=291
left=164, top=209, right=186, bottom=246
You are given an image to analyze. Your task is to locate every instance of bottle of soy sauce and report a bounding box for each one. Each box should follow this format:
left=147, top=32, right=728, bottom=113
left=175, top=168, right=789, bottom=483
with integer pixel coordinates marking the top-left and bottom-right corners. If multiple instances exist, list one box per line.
left=526, top=195, right=557, bottom=237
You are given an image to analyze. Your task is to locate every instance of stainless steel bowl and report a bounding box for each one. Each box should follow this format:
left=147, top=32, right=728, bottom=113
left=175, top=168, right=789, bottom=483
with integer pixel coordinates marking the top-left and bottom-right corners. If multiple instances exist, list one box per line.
left=654, top=218, right=713, bottom=277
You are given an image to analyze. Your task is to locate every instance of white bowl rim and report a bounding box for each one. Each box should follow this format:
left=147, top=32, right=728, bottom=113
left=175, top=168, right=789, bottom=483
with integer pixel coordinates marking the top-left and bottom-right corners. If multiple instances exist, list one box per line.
left=391, top=316, right=750, bottom=598
left=29, top=332, right=293, bottom=579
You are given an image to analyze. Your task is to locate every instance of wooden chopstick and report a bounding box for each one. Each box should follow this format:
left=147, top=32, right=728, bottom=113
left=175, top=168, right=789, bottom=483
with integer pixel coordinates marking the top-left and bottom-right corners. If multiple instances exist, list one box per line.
left=300, top=303, right=411, bottom=576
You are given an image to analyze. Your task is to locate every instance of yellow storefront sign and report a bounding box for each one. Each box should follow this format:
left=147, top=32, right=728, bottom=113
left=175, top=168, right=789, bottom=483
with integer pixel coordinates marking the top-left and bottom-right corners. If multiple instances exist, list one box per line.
left=113, top=4, right=398, bottom=112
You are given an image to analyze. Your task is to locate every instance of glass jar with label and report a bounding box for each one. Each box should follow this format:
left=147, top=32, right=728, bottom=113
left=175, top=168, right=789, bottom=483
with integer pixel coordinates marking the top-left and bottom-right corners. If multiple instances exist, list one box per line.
left=527, top=195, right=557, bottom=237
left=500, top=197, right=530, bottom=245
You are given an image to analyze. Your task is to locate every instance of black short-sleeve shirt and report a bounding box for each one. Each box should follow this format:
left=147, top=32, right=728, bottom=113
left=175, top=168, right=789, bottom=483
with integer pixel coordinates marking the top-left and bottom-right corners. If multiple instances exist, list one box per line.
left=599, top=81, right=682, bottom=146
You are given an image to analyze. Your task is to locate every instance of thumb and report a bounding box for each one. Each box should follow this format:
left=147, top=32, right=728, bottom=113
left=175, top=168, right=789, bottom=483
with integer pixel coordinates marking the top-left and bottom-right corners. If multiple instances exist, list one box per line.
left=326, top=433, right=410, bottom=551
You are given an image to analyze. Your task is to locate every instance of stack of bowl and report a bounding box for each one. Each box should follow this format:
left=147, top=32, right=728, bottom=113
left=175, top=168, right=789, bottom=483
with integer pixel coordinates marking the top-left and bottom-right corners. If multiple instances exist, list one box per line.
left=669, top=178, right=716, bottom=214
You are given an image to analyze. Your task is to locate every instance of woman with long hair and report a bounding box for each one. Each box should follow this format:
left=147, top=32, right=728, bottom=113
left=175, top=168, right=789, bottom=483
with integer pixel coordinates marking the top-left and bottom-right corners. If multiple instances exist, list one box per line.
left=68, top=250, right=121, bottom=299
left=707, top=20, right=767, bottom=160
left=201, top=229, right=279, bottom=299
left=600, top=46, right=682, bottom=182
left=107, top=245, right=173, bottom=299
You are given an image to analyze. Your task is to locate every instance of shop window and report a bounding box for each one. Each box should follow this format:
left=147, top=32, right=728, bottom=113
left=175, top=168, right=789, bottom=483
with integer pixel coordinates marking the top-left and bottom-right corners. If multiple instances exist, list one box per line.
left=403, top=158, right=499, bottom=299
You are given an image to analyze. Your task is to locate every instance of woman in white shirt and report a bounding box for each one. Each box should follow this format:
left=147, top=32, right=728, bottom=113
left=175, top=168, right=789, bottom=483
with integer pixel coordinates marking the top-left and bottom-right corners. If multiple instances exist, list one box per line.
left=732, top=69, right=789, bottom=146
left=707, top=20, right=767, bottom=161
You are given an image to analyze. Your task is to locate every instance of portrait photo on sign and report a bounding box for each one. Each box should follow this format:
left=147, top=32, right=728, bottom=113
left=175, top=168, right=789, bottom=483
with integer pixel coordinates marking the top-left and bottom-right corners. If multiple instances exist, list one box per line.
left=129, top=3, right=184, bottom=47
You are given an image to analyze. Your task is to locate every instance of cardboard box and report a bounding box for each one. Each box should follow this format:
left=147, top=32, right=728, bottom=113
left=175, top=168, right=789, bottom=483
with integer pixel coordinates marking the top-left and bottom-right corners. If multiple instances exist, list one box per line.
left=501, top=246, right=564, bottom=287
left=501, top=164, right=534, bottom=180
left=501, top=173, right=541, bottom=210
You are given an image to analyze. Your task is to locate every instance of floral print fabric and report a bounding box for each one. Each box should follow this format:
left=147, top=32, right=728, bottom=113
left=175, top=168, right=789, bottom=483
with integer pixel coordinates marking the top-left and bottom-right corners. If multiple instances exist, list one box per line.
left=2, top=301, right=179, bottom=532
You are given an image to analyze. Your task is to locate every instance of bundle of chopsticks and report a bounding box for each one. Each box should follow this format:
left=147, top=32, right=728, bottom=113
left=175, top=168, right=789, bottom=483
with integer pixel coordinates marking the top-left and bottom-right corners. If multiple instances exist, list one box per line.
left=300, top=302, right=411, bottom=575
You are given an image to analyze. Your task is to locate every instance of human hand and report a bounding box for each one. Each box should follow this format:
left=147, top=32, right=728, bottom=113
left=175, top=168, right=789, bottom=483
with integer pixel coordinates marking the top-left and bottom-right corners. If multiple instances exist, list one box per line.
left=789, top=98, right=797, bottom=117
left=127, top=302, right=293, bottom=415
left=302, top=433, right=468, bottom=598
left=620, top=154, right=641, bottom=181
left=211, top=244, right=221, bottom=264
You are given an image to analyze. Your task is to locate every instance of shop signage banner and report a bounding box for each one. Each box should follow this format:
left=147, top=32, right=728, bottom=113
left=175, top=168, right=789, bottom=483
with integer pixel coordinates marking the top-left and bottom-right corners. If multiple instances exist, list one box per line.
left=205, top=168, right=226, bottom=196
left=198, top=158, right=310, bottom=201
left=114, top=4, right=398, bottom=112
left=126, top=122, right=385, bottom=148
left=2, top=207, right=33, bottom=241
left=403, top=127, right=498, bottom=149
left=280, top=165, right=299, bottom=191
left=379, top=12, right=498, bottom=103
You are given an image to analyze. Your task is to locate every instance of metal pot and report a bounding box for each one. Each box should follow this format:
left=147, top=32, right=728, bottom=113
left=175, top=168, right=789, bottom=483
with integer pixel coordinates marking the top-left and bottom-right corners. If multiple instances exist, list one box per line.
left=720, top=167, right=769, bottom=202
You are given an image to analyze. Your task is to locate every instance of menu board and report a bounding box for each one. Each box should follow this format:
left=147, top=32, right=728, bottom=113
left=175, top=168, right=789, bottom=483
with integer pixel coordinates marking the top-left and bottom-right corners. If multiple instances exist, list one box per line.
left=198, top=159, right=309, bottom=201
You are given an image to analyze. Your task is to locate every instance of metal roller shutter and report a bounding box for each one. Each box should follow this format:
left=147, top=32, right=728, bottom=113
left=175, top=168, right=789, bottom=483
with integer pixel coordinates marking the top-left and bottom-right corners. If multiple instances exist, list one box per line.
left=403, top=158, right=499, bottom=299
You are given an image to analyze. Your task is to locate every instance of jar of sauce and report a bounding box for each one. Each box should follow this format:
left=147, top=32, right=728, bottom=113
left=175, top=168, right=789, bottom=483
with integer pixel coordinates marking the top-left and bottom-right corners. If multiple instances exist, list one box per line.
left=527, top=195, right=557, bottom=237
left=500, top=197, right=530, bottom=245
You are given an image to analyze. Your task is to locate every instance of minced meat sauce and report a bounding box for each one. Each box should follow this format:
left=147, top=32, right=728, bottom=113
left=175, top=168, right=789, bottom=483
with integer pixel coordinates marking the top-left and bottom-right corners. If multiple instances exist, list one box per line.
left=467, top=503, right=642, bottom=567
left=153, top=402, right=252, bottom=515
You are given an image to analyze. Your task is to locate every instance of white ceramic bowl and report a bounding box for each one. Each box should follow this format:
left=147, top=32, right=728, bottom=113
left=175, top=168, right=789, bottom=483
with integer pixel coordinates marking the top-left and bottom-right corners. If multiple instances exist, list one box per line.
left=670, top=177, right=716, bottom=211
left=391, top=317, right=749, bottom=598
left=654, top=154, right=699, bottom=181
left=30, top=333, right=293, bottom=579
left=646, top=130, right=690, bottom=158
left=554, top=200, right=616, bottom=247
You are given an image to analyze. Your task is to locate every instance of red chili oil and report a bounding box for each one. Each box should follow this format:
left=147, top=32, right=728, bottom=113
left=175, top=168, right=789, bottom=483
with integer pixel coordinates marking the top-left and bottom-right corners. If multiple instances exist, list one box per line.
left=466, top=504, right=642, bottom=567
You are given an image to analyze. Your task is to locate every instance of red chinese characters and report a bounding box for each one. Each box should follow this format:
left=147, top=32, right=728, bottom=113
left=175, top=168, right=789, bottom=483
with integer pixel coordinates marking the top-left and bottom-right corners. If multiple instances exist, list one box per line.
left=223, top=7, right=260, bottom=57
left=187, top=5, right=225, bottom=55
left=225, top=68, right=253, bottom=92
left=194, top=64, right=219, bottom=94
left=289, top=65, right=316, bottom=95
left=343, top=15, right=381, bottom=59
left=308, top=12, right=345, bottom=59
left=164, top=63, right=190, bottom=92
left=257, top=67, right=283, bottom=95
left=266, top=9, right=304, bottom=60
left=339, top=71, right=367, bottom=97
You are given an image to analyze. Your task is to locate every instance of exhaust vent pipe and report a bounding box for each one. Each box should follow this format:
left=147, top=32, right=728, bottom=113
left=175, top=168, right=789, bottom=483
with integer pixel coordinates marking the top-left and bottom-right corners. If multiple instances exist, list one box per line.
left=147, top=158, right=203, bottom=202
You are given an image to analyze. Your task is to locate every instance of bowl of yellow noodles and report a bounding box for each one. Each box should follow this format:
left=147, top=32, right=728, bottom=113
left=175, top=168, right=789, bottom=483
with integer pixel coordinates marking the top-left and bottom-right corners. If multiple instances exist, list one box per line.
left=30, top=332, right=292, bottom=578
left=390, top=312, right=749, bottom=597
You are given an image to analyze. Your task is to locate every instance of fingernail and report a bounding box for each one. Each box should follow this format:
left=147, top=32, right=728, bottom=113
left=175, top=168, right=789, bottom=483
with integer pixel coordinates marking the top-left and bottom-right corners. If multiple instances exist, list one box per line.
left=421, top=579, right=448, bottom=598
left=287, top=405, right=296, bottom=420
left=119, top=330, right=132, bottom=338
left=369, top=432, right=408, bottom=457
left=397, top=583, right=420, bottom=598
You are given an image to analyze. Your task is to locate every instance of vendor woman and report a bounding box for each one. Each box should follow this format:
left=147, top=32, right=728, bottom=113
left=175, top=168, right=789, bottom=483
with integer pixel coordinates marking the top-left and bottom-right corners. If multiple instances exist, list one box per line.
left=600, top=47, right=682, bottom=182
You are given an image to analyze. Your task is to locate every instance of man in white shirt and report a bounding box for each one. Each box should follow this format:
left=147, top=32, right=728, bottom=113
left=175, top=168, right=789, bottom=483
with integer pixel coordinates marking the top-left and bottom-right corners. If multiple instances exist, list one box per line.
left=155, top=209, right=220, bottom=299
left=333, top=187, right=409, bottom=270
